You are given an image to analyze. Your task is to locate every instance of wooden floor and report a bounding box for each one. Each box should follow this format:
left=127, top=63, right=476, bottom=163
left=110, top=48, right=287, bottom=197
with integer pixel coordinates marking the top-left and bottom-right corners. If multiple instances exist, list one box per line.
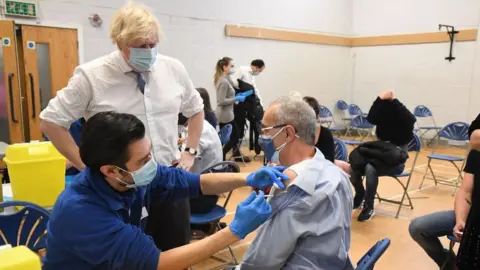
left=193, top=139, right=467, bottom=270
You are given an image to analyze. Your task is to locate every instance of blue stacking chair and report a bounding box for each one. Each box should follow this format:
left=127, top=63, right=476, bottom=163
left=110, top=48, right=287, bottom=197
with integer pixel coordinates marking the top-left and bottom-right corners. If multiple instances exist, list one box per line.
left=336, top=100, right=350, bottom=119
left=190, top=161, right=240, bottom=266
left=0, top=201, right=50, bottom=251
left=413, top=105, right=443, bottom=146
left=218, top=124, right=233, bottom=146
left=334, top=137, right=348, bottom=161
left=440, top=234, right=458, bottom=270
left=345, top=104, right=368, bottom=137
left=356, top=238, right=391, bottom=270
left=320, top=105, right=346, bottom=134
left=375, top=134, right=421, bottom=218
left=343, top=115, right=374, bottom=146
left=420, top=122, right=470, bottom=194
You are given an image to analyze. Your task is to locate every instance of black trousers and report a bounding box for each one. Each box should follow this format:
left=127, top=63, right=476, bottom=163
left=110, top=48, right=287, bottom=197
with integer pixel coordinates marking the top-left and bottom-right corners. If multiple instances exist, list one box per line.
left=146, top=198, right=191, bottom=251
left=219, top=121, right=240, bottom=160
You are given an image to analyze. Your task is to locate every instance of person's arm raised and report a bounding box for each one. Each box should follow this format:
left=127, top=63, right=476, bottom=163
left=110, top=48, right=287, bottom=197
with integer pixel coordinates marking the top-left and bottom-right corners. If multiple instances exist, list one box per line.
left=40, top=67, right=93, bottom=171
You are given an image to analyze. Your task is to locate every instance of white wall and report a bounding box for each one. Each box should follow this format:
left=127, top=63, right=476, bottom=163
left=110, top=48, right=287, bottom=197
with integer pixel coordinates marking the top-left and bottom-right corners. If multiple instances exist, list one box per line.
left=21, top=0, right=353, bottom=109
left=351, top=0, right=480, bottom=125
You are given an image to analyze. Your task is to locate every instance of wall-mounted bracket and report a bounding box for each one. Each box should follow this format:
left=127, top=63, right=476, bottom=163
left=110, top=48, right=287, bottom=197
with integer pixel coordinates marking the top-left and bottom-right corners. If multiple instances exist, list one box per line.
left=439, top=24, right=459, bottom=62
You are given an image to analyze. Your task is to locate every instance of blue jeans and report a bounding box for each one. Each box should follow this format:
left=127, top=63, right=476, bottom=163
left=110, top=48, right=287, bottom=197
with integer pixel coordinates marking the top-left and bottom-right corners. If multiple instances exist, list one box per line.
left=409, top=210, right=456, bottom=269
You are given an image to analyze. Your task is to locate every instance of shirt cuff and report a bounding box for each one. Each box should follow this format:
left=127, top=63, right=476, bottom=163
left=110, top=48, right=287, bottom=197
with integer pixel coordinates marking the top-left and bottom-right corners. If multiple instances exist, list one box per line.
left=187, top=173, right=201, bottom=197
left=146, top=247, right=161, bottom=270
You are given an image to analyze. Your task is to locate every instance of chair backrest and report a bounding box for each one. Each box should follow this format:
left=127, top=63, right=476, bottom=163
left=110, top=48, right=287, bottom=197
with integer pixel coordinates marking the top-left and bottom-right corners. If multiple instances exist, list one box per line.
left=218, top=124, right=232, bottom=145
left=0, top=201, right=50, bottom=251
left=336, top=100, right=348, bottom=111
left=201, top=161, right=240, bottom=207
left=356, top=238, right=391, bottom=270
left=348, top=104, right=363, bottom=116
left=319, top=105, right=333, bottom=118
left=350, top=115, right=374, bottom=129
left=413, top=105, right=433, bottom=117
left=334, top=137, right=348, bottom=161
left=439, top=122, right=470, bottom=141
left=407, top=133, right=422, bottom=152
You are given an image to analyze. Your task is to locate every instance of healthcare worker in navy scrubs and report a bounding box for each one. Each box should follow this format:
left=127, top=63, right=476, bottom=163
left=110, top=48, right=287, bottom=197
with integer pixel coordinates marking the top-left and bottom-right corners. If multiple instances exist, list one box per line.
left=43, top=111, right=288, bottom=270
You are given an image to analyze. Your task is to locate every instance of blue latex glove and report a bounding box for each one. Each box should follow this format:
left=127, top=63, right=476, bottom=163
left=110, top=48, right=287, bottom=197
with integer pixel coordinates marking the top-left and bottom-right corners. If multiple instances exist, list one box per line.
left=247, top=166, right=289, bottom=190
left=235, top=94, right=247, bottom=102
left=229, top=191, right=272, bottom=239
left=243, top=90, right=254, bottom=97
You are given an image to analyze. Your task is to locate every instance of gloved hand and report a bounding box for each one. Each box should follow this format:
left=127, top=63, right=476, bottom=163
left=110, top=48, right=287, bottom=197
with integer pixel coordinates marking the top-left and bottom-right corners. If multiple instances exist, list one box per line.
left=234, top=90, right=254, bottom=103
left=247, top=166, right=289, bottom=190
left=235, top=94, right=247, bottom=103
left=229, top=191, right=272, bottom=239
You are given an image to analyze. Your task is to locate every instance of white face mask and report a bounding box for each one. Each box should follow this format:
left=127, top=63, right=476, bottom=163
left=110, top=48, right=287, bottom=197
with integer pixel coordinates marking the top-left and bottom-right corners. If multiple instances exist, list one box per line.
left=228, top=67, right=236, bottom=75
left=251, top=70, right=261, bottom=76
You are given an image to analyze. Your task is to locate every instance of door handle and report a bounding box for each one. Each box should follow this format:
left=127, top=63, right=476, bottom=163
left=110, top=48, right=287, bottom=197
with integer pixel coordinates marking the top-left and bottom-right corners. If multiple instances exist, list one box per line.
left=29, top=73, right=36, bottom=119
left=7, top=73, right=18, bottom=123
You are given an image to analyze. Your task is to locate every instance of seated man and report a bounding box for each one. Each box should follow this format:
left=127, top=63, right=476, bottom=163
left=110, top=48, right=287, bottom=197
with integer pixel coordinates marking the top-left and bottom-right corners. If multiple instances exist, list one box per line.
left=409, top=113, right=480, bottom=270
left=43, top=111, right=289, bottom=270
left=239, top=97, right=354, bottom=270
left=350, top=90, right=416, bottom=222
left=178, top=113, right=224, bottom=234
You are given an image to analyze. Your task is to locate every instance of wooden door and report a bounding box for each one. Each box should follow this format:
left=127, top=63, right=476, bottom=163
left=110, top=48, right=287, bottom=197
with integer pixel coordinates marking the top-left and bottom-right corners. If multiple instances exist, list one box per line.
left=0, top=20, right=23, bottom=145
left=21, top=25, right=78, bottom=141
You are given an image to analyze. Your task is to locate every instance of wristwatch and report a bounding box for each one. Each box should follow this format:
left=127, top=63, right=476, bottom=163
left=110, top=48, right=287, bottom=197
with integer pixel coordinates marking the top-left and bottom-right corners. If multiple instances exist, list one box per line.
left=184, top=147, right=198, bottom=155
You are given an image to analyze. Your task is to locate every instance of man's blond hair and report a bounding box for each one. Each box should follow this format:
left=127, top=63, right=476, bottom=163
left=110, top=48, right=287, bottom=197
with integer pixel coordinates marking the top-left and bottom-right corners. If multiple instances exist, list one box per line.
left=109, top=2, right=161, bottom=47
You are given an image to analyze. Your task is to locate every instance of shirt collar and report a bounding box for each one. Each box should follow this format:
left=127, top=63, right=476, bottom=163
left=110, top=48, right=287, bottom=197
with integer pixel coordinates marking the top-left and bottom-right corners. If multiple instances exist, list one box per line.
left=287, top=148, right=325, bottom=195
left=84, top=167, right=137, bottom=211
left=113, top=50, right=133, bottom=74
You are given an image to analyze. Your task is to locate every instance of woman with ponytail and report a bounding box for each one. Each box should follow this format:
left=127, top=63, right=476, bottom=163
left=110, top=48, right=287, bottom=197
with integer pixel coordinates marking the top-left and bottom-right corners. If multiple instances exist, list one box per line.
left=214, top=57, right=252, bottom=160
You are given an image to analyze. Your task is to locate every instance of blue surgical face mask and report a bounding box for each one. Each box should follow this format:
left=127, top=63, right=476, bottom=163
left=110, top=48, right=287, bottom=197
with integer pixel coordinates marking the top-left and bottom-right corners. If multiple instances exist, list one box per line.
left=116, top=158, right=158, bottom=188
left=129, top=46, right=158, bottom=71
left=259, top=127, right=287, bottom=164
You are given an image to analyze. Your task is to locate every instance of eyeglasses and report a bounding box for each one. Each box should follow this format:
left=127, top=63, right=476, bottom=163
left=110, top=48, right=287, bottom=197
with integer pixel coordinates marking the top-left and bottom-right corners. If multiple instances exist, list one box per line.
left=261, top=124, right=287, bottom=133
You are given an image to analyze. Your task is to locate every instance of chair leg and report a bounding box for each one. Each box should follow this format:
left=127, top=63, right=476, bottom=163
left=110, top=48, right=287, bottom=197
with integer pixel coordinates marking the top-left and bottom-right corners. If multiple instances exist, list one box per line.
left=419, top=159, right=432, bottom=189
left=427, top=162, right=438, bottom=186
left=394, top=177, right=413, bottom=218
left=452, top=162, right=463, bottom=196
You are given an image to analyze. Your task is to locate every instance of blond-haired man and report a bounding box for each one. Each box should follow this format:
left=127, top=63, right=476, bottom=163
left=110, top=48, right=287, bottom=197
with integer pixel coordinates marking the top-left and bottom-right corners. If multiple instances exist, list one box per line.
left=40, top=2, right=203, bottom=251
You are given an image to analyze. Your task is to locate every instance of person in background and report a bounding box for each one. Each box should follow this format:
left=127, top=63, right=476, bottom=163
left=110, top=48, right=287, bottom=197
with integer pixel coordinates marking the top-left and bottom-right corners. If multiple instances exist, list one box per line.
left=350, top=90, right=416, bottom=222
left=43, top=111, right=289, bottom=270
left=178, top=113, right=223, bottom=236
left=230, top=59, right=265, bottom=105
left=302, top=96, right=335, bottom=163
left=409, top=113, right=479, bottom=270
left=214, top=57, right=253, bottom=160
left=238, top=97, right=353, bottom=270
left=196, top=87, right=218, bottom=128
left=39, top=2, right=204, bottom=252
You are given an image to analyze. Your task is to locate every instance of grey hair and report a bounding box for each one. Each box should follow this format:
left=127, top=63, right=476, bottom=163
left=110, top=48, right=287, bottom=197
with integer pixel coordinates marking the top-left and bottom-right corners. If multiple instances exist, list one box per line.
left=271, top=96, right=317, bottom=146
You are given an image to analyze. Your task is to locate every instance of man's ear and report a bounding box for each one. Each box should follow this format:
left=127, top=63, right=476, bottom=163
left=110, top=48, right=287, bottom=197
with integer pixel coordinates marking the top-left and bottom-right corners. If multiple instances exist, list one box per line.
left=100, top=165, right=120, bottom=179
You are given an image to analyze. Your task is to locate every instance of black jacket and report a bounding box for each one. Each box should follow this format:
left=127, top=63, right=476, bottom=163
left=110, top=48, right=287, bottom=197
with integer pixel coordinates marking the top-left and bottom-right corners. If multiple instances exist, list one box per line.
left=367, top=97, right=416, bottom=146
left=349, top=141, right=409, bottom=175
left=469, top=113, right=480, bottom=138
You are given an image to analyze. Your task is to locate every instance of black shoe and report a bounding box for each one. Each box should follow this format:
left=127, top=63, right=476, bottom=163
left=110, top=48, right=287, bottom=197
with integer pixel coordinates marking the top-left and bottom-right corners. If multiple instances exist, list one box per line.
left=232, top=151, right=251, bottom=163
left=358, top=207, right=375, bottom=222
left=353, top=194, right=364, bottom=210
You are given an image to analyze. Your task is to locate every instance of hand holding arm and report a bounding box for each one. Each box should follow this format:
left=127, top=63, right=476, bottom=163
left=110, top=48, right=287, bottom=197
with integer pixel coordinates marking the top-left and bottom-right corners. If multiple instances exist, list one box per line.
left=178, top=111, right=204, bottom=171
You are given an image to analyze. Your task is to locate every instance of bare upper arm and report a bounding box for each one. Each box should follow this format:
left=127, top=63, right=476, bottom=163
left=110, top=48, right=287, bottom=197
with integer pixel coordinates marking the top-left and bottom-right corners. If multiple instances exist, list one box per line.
left=471, top=130, right=480, bottom=149
left=460, top=173, right=474, bottom=196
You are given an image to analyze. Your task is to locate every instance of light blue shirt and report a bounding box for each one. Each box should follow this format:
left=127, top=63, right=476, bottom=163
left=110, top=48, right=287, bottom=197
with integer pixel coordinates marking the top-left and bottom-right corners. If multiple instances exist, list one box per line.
left=238, top=149, right=354, bottom=270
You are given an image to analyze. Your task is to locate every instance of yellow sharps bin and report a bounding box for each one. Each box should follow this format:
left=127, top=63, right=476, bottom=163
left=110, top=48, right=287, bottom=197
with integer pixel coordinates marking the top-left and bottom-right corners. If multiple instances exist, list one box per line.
left=3, top=141, right=66, bottom=208
left=0, top=246, right=41, bottom=270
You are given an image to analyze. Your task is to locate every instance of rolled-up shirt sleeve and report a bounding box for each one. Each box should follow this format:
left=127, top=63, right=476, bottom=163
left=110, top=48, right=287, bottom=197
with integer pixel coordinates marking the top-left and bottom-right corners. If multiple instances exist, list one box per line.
left=150, top=165, right=201, bottom=203
left=39, top=67, right=92, bottom=128
left=175, top=61, right=203, bottom=118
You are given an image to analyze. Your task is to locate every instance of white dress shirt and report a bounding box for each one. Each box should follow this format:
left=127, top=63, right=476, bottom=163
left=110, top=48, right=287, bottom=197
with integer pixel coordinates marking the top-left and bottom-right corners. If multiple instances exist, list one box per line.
left=40, top=50, right=203, bottom=165
left=230, top=66, right=262, bottom=104
left=181, top=120, right=222, bottom=173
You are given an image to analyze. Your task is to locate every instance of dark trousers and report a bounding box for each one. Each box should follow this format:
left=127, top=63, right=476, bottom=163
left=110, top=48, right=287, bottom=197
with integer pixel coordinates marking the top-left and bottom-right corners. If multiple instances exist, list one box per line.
left=146, top=198, right=191, bottom=251
left=220, top=121, right=240, bottom=160
left=350, top=163, right=405, bottom=208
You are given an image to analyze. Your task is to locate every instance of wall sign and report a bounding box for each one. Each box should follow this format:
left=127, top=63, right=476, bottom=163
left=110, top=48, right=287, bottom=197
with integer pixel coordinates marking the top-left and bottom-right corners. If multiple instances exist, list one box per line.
left=27, top=41, right=35, bottom=49
left=2, top=38, right=11, bottom=47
